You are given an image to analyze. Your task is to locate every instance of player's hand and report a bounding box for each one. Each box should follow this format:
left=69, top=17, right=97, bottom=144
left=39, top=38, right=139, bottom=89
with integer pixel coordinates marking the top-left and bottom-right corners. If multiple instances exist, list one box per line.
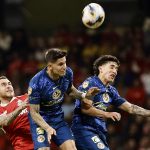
left=82, top=98, right=93, bottom=108
left=104, top=112, right=121, bottom=121
left=86, top=87, right=100, bottom=99
left=46, top=127, right=56, bottom=144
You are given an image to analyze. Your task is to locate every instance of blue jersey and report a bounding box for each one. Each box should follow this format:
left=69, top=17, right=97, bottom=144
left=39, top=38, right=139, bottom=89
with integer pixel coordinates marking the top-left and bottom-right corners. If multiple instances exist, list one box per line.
left=72, top=75, right=126, bottom=133
left=28, top=67, right=73, bottom=124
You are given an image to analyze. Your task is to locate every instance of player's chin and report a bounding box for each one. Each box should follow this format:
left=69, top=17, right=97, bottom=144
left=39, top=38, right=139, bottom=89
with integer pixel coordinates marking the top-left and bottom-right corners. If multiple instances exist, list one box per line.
left=59, top=72, right=66, bottom=76
left=6, top=94, right=13, bottom=99
left=108, top=78, right=115, bottom=83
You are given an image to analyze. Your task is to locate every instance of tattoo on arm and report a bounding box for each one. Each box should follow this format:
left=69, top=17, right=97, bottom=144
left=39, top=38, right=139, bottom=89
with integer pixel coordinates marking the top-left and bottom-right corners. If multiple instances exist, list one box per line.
left=30, top=104, right=51, bottom=131
left=0, top=107, right=23, bottom=126
left=130, top=104, right=150, bottom=116
left=68, top=85, right=83, bottom=99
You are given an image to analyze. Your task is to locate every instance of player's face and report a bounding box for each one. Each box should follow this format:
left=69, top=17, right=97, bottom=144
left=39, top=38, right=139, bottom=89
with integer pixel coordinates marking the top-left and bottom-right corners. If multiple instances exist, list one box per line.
left=49, top=56, right=67, bottom=78
left=0, top=79, right=14, bottom=100
left=99, top=61, right=118, bottom=84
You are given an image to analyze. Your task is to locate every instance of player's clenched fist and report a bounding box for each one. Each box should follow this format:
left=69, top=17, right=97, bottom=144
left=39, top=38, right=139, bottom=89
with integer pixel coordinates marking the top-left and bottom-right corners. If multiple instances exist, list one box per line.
left=85, top=87, right=100, bottom=99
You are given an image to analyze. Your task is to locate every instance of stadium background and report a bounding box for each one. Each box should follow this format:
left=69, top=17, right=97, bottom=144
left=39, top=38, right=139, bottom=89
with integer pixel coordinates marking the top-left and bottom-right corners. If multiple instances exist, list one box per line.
left=0, top=0, right=150, bottom=149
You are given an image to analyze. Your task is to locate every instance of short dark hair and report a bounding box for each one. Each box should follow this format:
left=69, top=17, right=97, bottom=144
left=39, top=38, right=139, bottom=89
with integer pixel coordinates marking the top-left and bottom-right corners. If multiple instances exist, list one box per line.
left=45, top=48, right=67, bottom=63
left=93, top=55, right=120, bottom=75
left=0, top=76, right=7, bottom=80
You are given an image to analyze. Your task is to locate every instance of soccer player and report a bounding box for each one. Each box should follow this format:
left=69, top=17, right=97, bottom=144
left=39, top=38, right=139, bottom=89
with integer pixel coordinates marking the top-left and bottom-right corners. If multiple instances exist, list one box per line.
left=0, top=76, right=34, bottom=150
left=71, top=55, right=150, bottom=150
left=28, top=48, right=100, bottom=150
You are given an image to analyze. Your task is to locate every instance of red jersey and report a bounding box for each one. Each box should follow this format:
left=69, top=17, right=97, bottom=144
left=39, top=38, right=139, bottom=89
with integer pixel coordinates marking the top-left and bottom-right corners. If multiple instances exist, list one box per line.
left=0, top=94, right=34, bottom=150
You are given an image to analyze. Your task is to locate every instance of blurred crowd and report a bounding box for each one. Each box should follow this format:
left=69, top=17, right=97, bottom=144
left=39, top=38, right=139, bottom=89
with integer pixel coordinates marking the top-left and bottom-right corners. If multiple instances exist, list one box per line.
left=0, top=18, right=150, bottom=150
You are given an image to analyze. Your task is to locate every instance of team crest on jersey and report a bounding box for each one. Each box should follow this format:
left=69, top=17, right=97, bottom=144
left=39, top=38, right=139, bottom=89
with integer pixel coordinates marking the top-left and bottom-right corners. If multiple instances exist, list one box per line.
left=37, top=135, right=45, bottom=143
left=91, top=136, right=100, bottom=143
left=28, top=87, right=32, bottom=95
left=52, top=89, right=61, bottom=100
left=82, top=81, right=89, bottom=89
left=97, top=142, right=105, bottom=149
left=102, top=93, right=110, bottom=103
left=36, top=127, right=44, bottom=135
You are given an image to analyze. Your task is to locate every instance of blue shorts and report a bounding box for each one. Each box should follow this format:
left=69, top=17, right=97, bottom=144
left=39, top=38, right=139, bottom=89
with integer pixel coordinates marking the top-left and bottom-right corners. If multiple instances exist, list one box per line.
left=28, top=114, right=74, bottom=150
left=72, top=128, right=109, bottom=150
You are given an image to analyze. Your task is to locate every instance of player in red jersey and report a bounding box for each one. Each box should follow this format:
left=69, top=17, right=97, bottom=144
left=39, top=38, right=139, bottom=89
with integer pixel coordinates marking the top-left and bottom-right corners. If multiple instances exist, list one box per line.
left=0, top=76, right=34, bottom=150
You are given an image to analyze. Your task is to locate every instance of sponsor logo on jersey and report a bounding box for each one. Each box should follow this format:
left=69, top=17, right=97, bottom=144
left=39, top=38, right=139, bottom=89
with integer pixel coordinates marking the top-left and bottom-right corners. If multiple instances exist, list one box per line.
left=97, top=142, right=105, bottom=149
left=102, top=93, right=110, bottom=103
left=91, top=136, right=100, bottom=143
left=37, top=135, right=45, bottom=143
left=28, top=87, right=32, bottom=95
left=41, top=96, right=63, bottom=106
left=52, top=89, right=61, bottom=100
left=93, top=102, right=107, bottom=111
left=18, top=108, right=28, bottom=116
left=36, top=127, right=44, bottom=135
left=82, top=81, right=89, bottom=89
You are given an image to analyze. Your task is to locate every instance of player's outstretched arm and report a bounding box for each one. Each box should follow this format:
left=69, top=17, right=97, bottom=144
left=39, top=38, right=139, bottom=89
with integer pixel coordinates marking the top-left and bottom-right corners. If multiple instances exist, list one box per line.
left=29, top=104, right=56, bottom=143
left=0, top=100, right=27, bottom=126
left=119, top=101, right=150, bottom=116
left=81, top=98, right=121, bottom=121
left=68, top=85, right=100, bottom=100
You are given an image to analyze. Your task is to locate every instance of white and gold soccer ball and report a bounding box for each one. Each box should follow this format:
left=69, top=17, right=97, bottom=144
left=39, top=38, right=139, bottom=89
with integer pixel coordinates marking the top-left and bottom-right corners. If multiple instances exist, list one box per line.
left=82, top=3, right=105, bottom=29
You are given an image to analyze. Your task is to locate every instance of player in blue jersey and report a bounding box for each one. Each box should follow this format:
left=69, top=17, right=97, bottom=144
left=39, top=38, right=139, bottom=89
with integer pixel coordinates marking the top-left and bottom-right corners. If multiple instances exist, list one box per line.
left=28, top=48, right=100, bottom=150
left=71, top=55, right=150, bottom=150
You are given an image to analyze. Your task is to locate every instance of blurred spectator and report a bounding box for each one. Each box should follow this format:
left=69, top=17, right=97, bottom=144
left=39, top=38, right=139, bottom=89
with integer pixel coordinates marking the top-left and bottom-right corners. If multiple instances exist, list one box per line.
left=125, top=78, right=146, bottom=106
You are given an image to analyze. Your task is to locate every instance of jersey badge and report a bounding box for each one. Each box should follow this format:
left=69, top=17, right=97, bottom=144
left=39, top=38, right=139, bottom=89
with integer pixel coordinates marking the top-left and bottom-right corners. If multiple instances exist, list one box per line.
left=37, top=135, right=45, bottom=143
left=91, top=136, right=100, bottom=143
left=52, top=89, right=61, bottom=100
left=102, top=93, right=110, bottom=103
left=97, top=142, right=105, bottom=149
left=82, top=81, right=89, bottom=89
left=36, top=127, right=44, bottom=135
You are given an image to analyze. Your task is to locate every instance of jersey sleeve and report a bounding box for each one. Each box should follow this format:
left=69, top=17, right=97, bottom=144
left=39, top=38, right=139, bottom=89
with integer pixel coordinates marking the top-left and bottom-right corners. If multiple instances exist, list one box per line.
left=66, top=67, right=73, bottom=93
left=74, top=78, right=93, bottom=110
left=28, top=77, right=41, bottom=105
left=110, top=87, right=126, bottom=107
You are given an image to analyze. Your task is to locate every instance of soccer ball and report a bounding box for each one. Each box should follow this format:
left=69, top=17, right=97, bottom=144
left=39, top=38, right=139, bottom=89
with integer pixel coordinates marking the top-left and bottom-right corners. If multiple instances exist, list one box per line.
left=82, top=3, right=105, bottom=29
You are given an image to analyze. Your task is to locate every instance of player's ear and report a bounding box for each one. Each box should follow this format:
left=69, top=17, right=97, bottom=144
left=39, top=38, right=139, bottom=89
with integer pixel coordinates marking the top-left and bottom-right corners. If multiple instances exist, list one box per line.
left=98, top=66, right=102, bottom=74
left=47, top=63, right=52, bottom=70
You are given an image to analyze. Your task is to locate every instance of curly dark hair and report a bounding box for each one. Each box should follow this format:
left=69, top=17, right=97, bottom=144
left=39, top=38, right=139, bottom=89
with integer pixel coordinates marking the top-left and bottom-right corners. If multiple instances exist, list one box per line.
left=93, top=55, right=120, bottom=75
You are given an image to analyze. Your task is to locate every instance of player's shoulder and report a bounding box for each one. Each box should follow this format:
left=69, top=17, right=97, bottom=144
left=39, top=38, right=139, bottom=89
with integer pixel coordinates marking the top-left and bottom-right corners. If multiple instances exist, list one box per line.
left=29, top=68, right=45, bottom=84
left=108, top=85, right=118, bottom=93
left=65, top=67, right=73, bottom=79
left=66, top=67, right=73, bottom=75
left=16, top=94, right=28, bottom=100
left=79, top=76, right=95, bottom=90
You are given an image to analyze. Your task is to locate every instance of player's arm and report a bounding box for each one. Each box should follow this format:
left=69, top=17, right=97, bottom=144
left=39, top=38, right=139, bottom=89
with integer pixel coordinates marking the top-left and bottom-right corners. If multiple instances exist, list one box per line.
left=0, top=100, right=27, bottom=126
left=81, top=98, right=121, bottom=121
left=29, top=104, right=56, bottom=143
left=68, top=85, right=100, bottom=100
left=119, top=101, right=150, bottom=116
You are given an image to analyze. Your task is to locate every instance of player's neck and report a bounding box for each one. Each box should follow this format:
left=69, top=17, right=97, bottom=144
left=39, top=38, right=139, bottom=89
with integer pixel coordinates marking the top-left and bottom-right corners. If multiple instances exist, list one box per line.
left=46, top=69, right=59, bottom=80
left=0, top=97, right=13, bottom=106
left=98, top=74, right=109, bottom=86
